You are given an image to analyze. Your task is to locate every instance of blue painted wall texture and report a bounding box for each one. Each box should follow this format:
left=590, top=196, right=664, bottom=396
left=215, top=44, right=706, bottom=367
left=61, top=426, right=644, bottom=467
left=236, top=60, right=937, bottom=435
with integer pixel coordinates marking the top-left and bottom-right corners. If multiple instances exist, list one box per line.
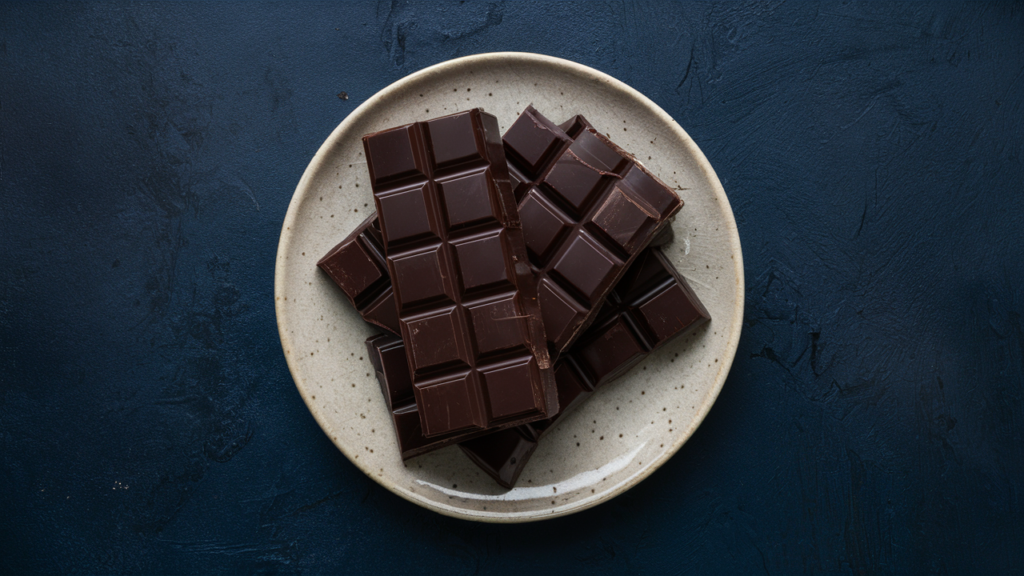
left=2, top=2, right=1022, bottom=574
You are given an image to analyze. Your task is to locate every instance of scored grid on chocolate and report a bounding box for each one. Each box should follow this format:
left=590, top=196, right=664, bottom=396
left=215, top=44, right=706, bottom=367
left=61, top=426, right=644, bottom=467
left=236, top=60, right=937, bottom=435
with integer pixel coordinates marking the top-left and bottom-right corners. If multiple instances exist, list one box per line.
left=503, top=106, right=683, bottom=356
left=459, top=248, right=711, bottom=488
left=364, top=109, right=557, bottom=438
left=366, top=333, right=495, bottom=460
left=553, top=248, right=711, bottom=398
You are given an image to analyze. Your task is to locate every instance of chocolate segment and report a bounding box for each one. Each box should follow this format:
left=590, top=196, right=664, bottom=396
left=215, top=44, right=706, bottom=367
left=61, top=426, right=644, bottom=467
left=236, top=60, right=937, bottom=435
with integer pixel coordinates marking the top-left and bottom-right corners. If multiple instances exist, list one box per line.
left=363, top=109, right=557, bottom=438
left=366, top=333, right=493, bottom=459
left=317, top=215, right=400, bottom=334
left=504, top=106, right=683, bottom=355
left=458, top=248, right=711, bottom=488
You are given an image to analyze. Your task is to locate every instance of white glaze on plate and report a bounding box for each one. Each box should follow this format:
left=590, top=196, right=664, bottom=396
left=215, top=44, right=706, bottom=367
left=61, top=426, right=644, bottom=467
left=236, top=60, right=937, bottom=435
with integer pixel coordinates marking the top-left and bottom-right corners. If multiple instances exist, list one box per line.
left=275, top=52, right=744, bottom=522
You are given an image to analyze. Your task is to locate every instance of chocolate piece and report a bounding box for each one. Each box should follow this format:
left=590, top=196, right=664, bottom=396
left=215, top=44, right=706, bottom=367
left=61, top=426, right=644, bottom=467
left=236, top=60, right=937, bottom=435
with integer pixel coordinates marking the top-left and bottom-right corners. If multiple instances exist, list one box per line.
left=366, top=333, right=493, bottom=459
left=459, top=248, right=710, bottom=488
left=503, top=106, right=683, bottom=355
left=317, top=215, right=400, bottom=334
left=363, top=109, right=557, bottom=438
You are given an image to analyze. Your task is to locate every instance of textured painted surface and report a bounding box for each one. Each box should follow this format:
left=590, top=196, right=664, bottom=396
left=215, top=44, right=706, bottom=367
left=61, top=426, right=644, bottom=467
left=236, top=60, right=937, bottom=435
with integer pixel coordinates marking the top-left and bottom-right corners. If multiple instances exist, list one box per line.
left=1, top=1, right=1022, bottom=573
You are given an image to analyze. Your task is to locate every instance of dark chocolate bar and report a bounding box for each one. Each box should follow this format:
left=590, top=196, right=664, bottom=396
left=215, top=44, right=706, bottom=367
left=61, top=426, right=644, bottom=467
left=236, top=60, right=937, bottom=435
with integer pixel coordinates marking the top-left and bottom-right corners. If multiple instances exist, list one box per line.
left=363, top=109, right=557, bottom=438
left=319, top=215, right=673, bottom=337
left=459, top=248, right=710, bottom=488
left=503, top=106, right=683, bottom=355
left=317, top=215, right=399, bottom=334
left=366, top=333, right=493, bottom=459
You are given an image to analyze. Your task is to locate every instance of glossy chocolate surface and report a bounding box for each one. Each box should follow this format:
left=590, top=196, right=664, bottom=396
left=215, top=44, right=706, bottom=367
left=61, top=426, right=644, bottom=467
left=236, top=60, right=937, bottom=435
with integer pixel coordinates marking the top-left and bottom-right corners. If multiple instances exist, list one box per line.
left=504, top=106, right=683, bottom=355
left=363, top=109, right=557, bottom=438
left=459, top=247, right=710, bottom=488
left=366, top=333, right=494, bottom=460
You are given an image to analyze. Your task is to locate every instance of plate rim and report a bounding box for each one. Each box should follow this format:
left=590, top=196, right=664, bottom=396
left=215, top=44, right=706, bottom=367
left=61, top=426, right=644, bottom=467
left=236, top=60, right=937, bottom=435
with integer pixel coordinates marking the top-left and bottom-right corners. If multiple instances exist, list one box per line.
left=275, top=51, right=745, bottom=523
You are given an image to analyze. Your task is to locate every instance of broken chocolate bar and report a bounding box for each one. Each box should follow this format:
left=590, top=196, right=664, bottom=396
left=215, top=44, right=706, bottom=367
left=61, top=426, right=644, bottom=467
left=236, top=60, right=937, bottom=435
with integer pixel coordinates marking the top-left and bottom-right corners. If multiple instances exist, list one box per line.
left=504, top=106, right=683, bottom=355
left=363, top=109, right=557, bottom=438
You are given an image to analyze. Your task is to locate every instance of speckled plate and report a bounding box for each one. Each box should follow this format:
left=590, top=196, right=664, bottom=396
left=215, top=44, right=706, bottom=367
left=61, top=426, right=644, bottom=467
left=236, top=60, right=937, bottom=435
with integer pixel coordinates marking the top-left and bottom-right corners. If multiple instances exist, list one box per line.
left=275, top=52, right=743, bottom=522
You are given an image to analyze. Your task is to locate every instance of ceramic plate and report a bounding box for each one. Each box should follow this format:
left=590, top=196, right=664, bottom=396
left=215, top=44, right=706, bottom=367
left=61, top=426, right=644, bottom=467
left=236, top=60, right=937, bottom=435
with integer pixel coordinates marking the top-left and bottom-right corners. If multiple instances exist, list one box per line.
left=275, top=52, right=743, bottom=522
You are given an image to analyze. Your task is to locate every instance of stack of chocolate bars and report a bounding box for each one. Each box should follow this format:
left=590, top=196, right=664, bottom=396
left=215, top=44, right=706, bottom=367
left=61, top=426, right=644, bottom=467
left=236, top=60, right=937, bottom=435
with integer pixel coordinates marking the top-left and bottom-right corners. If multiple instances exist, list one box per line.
left=317, top=106, right=710, bottom=488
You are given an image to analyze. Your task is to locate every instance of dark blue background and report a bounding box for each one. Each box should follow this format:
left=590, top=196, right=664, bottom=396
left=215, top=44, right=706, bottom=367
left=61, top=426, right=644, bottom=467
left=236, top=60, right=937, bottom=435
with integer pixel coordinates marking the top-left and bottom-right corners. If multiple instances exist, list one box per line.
left=2, top=2, right=1022, bottom=573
